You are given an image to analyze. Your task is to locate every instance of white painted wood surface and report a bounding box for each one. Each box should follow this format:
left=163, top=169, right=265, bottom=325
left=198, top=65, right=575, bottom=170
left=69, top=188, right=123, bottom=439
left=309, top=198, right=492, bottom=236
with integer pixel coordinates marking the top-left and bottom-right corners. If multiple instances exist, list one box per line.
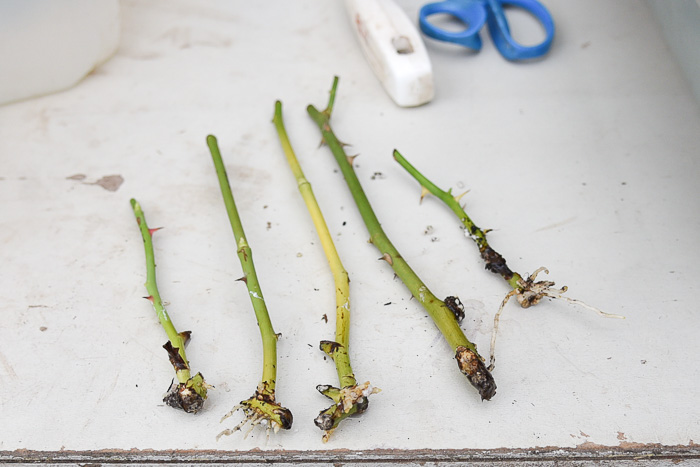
left=0, top=0, right=698, bottom=460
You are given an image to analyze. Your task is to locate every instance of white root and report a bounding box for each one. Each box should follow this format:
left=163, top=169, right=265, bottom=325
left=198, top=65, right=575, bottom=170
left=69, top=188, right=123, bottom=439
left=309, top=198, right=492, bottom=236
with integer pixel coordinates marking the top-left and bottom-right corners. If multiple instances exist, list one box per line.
left=542, top=292, right=625, bottom=320
left=488, top=266, right=625, bottom=372
left=219, top=404, right=243, bottom=423
left=216, top=408, right=251, bottom=441
left=217, top=405, right=282, bottom=441
left=243, top=412, right=264, bottom=439
left=488, top=290, right=517, bottom=371
left=216, top=404, right=276, bottom=441
left=529, top=266, right=548, bottom=280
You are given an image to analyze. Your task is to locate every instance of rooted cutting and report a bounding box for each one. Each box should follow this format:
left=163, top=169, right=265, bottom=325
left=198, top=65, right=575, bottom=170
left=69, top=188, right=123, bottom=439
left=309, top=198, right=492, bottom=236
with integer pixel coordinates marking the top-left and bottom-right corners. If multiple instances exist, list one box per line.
left=307, top=78, right=495, bottom=401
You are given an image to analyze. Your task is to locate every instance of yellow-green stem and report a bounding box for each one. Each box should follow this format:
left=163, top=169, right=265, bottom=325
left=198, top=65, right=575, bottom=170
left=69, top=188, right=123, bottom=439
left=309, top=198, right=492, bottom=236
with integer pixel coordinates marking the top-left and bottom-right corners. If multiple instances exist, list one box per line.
left=272, top=101, right=356, bottom=389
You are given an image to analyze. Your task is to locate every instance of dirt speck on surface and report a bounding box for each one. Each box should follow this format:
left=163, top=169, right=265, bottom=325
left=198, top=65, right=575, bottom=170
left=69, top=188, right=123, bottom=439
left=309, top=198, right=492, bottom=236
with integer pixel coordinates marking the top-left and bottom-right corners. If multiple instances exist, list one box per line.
left=91, top=175, right=124, bottom=192
left=70, top=174, right=124, bottom=191
left=39, top=326, right=48, bottom=332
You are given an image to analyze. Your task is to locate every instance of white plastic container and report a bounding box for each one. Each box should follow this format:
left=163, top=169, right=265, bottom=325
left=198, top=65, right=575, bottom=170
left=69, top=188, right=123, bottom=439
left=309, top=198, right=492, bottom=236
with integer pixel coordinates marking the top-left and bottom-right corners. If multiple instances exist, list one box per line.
left=0, top=0, right=120, bottom=106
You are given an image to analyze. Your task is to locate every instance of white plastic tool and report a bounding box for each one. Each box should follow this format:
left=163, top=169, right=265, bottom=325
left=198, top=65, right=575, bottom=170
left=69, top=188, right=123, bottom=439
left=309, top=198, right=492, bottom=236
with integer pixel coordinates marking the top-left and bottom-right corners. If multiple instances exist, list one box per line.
left=345, top=0, right=434, bottom=107
left=0, top=0, right=120, bottom=106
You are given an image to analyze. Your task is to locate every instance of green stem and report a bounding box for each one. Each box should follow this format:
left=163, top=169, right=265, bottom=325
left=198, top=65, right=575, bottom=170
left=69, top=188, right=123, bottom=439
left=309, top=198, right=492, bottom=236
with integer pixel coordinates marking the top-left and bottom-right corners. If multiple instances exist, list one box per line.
left=393, top=150, right=523, bottom=290
left=273, top=100, right=356, bottom=389
left=206, top=135, right=278, bottom=394
left=307, top=78, right=496, bottom=401
left=131, top=198, right=208, bottom=414
left=130, top=198, right=190, bottom=383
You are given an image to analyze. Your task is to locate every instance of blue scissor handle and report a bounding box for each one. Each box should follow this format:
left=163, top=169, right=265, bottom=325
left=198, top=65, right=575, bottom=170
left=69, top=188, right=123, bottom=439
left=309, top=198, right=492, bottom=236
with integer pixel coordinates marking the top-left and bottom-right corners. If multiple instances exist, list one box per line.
left=486, top=0, right=554, bottom=60
left=419, top=0, right=487, bottom=51
left=419, top=0, right=555, bottom=60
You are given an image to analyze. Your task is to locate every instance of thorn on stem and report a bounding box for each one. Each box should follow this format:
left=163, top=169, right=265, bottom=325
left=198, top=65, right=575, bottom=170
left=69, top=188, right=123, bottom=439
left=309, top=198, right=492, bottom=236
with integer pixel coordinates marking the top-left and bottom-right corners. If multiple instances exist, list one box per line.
left=346, top=154, right=358, bottom=165
left=453, top=190, right=470, bottom=203
left=379, top=253, right=393, bottom=266
left=148, top=227, right=163, bottom=236
left=143, top=295, right=155, bottom=303
left=419, top=186, right=430, bottom=204
left=236, top=275, right=248, bottom=284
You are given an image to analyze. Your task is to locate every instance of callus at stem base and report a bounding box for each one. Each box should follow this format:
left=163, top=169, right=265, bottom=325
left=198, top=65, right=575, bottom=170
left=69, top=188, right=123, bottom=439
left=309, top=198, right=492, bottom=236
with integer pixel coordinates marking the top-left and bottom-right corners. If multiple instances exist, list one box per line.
left=163, top=372, right=209, bottom=414
left=314, top=381, right=380, bottom=443
left=455, top=346, right=497, bottom=401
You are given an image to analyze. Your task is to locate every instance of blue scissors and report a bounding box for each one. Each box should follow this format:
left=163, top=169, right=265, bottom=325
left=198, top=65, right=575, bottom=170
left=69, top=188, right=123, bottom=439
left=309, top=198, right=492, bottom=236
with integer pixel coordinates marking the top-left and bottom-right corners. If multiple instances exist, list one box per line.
left=419, top=0, right=555, bottom=61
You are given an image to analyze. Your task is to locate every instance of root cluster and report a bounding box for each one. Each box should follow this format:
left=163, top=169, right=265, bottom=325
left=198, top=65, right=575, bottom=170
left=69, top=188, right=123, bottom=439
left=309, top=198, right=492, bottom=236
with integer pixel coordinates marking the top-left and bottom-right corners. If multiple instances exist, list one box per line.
left=217, top=387, right=293, bottom=441
left=489, top=267, right=625, bottom=371
left=314, top=381, right=380, bottom=443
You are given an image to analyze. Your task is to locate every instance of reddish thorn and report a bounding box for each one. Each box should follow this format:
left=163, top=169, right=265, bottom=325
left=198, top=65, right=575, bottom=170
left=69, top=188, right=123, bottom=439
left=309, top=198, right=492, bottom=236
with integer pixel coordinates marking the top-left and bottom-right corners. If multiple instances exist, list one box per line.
left=236, top=276, right=248, bottom=284
left=379, top=253, right=393, bottom=266
left=143, top=295, right=155, bottom=303
left=149, top=227, right=163, bottom=236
